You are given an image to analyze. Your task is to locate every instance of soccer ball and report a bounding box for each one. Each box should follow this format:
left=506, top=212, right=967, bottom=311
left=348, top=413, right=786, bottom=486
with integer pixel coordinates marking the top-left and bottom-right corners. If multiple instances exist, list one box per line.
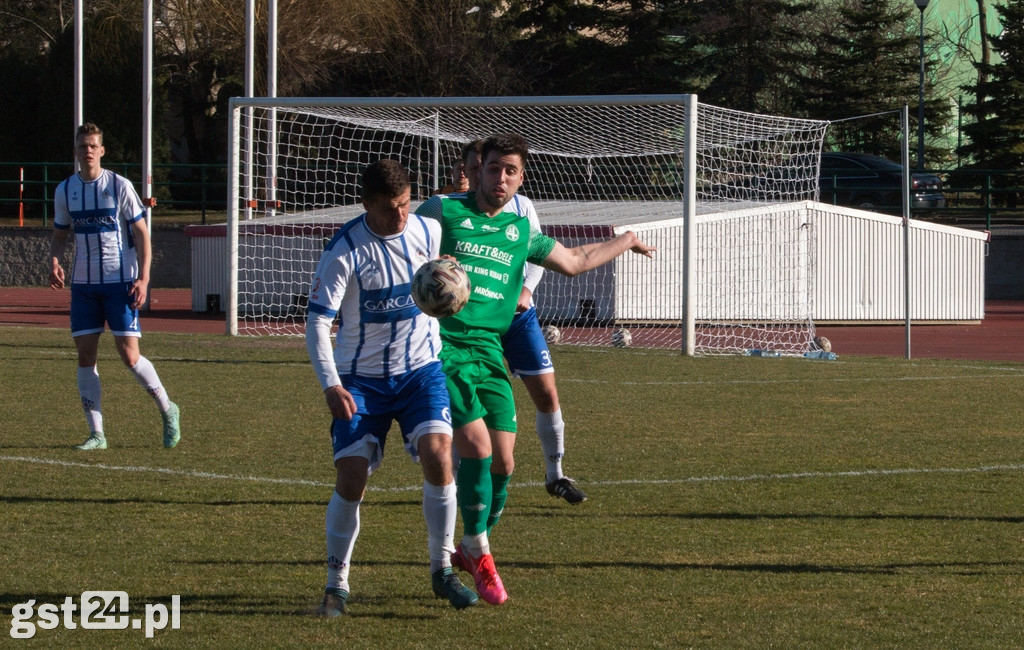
left=542, top=324, right=561, bottom=344
left=611, top=327, right=632, bottom=348
left=812, top=336, right=832, bottom=353
left=411, top=259, right=471, bottom=318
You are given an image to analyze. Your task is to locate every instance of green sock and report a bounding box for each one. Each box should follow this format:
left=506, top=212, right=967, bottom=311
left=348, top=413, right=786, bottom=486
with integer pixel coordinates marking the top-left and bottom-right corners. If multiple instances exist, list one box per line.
left=457, top=456, right=492, bottom=536
left=486, top=473, right=512, bottom=535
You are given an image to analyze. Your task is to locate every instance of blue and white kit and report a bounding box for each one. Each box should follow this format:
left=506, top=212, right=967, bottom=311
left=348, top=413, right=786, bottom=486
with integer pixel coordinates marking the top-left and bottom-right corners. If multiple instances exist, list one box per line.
left=305, top=213, right=452, bottom=469
left=499, top=195, right=554, bottom=377
left=54, top=169, right=146, bottom=337
left=54, top=169, right=145, bottom=286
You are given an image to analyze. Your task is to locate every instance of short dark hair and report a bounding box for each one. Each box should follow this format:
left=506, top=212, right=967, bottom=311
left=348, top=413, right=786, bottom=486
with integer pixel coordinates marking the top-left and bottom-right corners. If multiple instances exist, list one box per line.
left=461, top=139, right=483, bottom=164
left=362, top=159, right=410, bottom=201
left=76, top=122, right=103, bottom=144
left=480, top=134, right=528, bottom=167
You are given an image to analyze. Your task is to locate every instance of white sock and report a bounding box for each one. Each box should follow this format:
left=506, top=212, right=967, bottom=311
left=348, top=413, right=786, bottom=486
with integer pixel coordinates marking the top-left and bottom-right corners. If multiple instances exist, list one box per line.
left=422, top=480, right=457, bottom=574
left=325, top=491, right=360, bottom=592
left=77, top=366, right=103, bottom=435
left=461, top=531, right=490, bottom=559
left=450, top=444, right=461, bottom=473
left=536, top=409, right=565, bottom=482
left=129, top=355, right=171, bottom=411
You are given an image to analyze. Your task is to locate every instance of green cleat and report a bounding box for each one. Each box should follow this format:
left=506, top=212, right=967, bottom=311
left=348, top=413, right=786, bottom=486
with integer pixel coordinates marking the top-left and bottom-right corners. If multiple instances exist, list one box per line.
left=432, top=567, right=479, bottom=609
left=315, top=588, right=349, bottom=617
left=74, top=433, right=107, bottom=450
left=162, top=402, right=180, bottom=448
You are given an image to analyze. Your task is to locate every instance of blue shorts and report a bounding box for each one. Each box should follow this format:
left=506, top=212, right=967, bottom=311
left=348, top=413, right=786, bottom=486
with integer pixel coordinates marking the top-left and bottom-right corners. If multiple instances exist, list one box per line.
left=501, top=306, right=553, bottom=378
left=70, top=282, right=141, bottom=338
left=330, top=361, right=453, bottom=472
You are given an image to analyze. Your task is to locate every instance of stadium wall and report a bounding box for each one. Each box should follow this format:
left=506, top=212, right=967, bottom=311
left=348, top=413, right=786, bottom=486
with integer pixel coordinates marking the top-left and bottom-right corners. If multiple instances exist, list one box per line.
left=2, top=224, right=1020, bottom=303
left=184, top=203, right=1000, bottom=323
left=986, top=230, right=1024, bottom=300
left=0, top=227, right=190, bottom=288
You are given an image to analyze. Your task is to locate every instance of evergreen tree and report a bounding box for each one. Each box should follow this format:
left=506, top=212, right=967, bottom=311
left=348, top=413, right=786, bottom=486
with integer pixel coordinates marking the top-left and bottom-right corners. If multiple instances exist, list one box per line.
left=792, top=0, right=950, bottom=163
left=959, top=0, right=1024, bottom=177
left=690, top=0, right=816, bottom=115
left=506, top=0, right=703, bottom=95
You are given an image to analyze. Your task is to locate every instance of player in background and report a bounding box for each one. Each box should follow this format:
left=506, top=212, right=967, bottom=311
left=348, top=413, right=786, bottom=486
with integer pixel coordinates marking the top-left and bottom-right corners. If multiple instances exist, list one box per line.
left=305, top=159, right=478, bottom=617
left=417, top=134, right=655, bottom=605
left=48, top=123, right=180, bottom=451
left=432, top=141, right=475, bottom=195
left=458, top=142, right=587, bottom=504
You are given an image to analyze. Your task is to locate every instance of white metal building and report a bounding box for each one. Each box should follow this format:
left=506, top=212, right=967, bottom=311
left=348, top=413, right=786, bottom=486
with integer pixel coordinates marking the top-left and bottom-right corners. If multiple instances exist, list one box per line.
left=187, top=200, right=986, bottom=326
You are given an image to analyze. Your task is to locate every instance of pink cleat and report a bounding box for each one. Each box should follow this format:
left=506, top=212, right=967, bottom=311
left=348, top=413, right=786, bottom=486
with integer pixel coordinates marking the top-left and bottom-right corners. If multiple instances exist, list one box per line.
left=458, top=543, right=508, bottom=605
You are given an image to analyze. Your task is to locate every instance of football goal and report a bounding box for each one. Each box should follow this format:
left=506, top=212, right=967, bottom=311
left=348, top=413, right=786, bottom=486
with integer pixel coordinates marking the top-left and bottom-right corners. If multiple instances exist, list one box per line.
left=226, top=95, right=829, bottom=355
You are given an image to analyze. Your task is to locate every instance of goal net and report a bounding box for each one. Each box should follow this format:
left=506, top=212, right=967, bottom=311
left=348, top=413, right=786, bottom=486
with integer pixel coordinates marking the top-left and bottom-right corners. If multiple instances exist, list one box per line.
left=227, top=96, right=828, bottom=355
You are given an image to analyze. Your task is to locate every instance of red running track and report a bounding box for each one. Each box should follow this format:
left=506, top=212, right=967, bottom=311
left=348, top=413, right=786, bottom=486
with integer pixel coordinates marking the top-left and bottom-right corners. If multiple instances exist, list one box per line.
left=1, top=287, right=1022, bottom=362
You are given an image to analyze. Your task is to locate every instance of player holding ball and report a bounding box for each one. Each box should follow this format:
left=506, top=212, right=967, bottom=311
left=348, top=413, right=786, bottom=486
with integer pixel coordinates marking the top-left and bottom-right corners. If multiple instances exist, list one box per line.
left=417, top=133, right=655, bottom=604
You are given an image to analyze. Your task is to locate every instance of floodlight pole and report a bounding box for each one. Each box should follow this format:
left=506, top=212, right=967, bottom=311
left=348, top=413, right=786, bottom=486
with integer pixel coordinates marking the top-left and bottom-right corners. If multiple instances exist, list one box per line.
left=914, top=0, right=930, bottom=171
left=267, top=0, right=278, bottom=217
left=73, top=0, right=83, bottom=171
left=244, top=0, right=255, bottom=221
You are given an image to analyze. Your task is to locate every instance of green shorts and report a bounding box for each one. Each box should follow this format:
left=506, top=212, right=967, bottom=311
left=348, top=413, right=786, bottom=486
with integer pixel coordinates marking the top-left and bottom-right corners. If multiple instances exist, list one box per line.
left=439, top=333, right=517, bottom=432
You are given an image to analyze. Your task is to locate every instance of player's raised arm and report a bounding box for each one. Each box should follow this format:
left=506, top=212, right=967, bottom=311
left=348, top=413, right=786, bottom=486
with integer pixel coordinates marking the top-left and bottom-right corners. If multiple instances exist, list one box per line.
left=540, top=231, right=655, bottom=277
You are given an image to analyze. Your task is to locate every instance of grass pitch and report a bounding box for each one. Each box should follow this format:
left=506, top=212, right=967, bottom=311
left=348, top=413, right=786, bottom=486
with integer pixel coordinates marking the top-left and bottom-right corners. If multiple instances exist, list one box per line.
left=1, top=327, right=1023, bottom=648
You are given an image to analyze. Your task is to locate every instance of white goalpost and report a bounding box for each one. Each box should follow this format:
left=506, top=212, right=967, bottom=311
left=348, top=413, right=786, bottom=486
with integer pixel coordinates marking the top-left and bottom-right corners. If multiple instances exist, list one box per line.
left=226, top=95, right=829, bottom=355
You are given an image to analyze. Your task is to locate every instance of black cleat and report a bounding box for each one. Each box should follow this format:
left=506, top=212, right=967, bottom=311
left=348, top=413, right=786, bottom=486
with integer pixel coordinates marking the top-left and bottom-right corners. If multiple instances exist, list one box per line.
left=545, top=476, right=588, bottom=504
left=315, top=588, right=349, bottom=617
left=432, top=567, right=479, bottom=609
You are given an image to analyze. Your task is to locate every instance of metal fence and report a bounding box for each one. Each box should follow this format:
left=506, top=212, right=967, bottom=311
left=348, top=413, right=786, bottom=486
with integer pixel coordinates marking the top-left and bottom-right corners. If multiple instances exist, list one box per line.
left=0, top=161, right=1021, bottom=230
left=0, top=161, right=227, bottom=225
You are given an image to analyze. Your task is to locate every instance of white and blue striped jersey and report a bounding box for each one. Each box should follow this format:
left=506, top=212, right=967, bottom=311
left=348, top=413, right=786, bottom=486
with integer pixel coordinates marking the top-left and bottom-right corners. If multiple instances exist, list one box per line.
left=307, top=213, right=442, bottom=379
left=509, top=194, right=545, bottom=295
left=54, top=169, right=146, bottom=285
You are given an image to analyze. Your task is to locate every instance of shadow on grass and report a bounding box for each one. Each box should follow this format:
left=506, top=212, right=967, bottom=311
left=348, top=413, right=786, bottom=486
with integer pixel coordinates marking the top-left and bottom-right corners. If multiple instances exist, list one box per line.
left=0, top=341, right=70, bottom=350
left=515, top=506, right=1024, bottom=524
left=0, top=590, right=438, bottom=619
left=506, top=558, right=1024, bottom=576
left=0, top=494, right=323, bottom=507
left=177, top=558, right=419, bottom=569
left=0, top=492, right=423, bottom=509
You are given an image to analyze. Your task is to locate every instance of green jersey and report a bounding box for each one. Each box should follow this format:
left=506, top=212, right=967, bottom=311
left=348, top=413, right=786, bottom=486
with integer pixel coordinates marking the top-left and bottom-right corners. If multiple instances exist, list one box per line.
left=417, top=193, right=556, bottom=339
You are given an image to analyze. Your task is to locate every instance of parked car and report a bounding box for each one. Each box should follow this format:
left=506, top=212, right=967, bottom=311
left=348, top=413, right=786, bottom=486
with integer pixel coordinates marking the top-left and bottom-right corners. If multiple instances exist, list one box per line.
left=818, top=152, right=946, bottom=212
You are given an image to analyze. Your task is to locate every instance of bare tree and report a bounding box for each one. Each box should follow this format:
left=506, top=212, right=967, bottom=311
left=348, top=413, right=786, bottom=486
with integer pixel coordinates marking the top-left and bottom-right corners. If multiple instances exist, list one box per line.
left=150, top=0, right=386, bottom=163
left=0, top=0, right=74, bottom=53
left=976, top=0, right=992, bottom=85
left=338, top=0, right=523, bottom=96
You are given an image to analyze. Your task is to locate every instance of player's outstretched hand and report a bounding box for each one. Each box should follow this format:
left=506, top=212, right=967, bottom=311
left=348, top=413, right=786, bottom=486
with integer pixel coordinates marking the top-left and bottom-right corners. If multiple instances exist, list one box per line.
left=626, top=232, right=656, bottom=258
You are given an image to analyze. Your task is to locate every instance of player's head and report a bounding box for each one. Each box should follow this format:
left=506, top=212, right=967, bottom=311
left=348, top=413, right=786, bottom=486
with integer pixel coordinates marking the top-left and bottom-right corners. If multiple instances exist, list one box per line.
left=462, top=139, right=483, bottom=192
left=76, top=123, right=104, bottom=145
left=74, top=123, right=105, bottom=170
left=449, top=159, right=468, bottom=192
left=477, top=134, right=527, bottom=213
left=362, top=159, right=411, bottom=236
